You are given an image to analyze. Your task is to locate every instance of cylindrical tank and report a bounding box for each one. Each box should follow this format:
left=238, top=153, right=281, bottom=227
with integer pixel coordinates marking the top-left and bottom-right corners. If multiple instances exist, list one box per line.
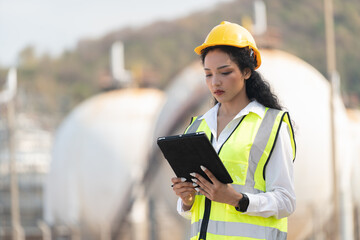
left=347, top=109, right=360, bottom=239
left=259, top=49, right=334, bottom=238
left=259, top=49, right=358, bottom=239
left=44, top=88, right=165, bottom=236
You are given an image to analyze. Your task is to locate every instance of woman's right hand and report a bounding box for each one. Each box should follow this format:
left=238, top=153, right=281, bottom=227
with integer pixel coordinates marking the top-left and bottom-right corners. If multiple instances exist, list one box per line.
left=171, top=177, right=196, bottom=210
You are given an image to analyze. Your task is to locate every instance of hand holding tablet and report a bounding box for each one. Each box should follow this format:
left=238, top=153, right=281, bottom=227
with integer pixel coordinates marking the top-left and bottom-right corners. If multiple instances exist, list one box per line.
left=157, top=132, right=233, bottom=184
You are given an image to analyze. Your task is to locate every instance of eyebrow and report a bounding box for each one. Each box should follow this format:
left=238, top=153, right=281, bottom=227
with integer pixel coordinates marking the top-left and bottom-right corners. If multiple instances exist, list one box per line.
left=204, top=65, right=231, bottom=71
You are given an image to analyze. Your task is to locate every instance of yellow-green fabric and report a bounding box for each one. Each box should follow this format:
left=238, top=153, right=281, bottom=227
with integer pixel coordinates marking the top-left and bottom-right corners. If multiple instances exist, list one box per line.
left=184, top=108, right=296, bottom=240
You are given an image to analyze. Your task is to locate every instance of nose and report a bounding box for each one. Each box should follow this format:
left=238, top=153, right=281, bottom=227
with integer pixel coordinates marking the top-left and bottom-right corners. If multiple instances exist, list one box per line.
left=212, top=74, right=221, bottom=86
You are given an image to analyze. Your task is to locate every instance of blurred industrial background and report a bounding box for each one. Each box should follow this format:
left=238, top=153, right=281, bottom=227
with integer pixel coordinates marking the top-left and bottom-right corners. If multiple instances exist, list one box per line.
left=0, top=0, right=360, bottom=239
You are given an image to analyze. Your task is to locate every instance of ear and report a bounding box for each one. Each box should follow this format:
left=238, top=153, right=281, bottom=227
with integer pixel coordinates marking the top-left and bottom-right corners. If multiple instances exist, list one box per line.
left=243, top=68, right=251, bottom=80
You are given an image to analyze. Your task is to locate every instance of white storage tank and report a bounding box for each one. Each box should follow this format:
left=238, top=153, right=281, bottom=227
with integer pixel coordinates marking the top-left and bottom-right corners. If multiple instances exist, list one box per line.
left=259, top=49, right=334, bottom=238
left=260, top=49, right=358, bottom=239
left=44, top=88, right=165, bottom=237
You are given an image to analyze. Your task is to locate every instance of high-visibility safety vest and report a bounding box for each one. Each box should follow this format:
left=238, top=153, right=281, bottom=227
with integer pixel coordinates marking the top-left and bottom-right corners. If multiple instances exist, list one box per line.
left=184, top=108, right=296, bottom=240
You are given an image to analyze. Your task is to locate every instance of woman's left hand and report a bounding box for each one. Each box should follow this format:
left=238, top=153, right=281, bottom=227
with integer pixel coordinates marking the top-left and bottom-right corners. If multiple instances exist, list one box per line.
left=192, top=166, right=242, bottom=206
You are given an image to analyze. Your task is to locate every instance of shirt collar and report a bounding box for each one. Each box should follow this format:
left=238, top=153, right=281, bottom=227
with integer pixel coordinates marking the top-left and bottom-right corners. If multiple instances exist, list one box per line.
left=199, top=100, right=266, bottom=122
left=234, top=100, right=266, bottom=119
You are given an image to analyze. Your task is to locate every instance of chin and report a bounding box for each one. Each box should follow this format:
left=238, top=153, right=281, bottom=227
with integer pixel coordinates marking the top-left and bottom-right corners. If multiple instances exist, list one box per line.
left=214, top=97, right=228, bottom=104
left=214, top=98, right=222, bottom=104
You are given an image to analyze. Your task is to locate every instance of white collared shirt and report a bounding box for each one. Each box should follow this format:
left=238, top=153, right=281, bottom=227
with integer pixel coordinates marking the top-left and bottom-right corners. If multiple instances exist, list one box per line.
left=177, top=100, right=296, bottom=219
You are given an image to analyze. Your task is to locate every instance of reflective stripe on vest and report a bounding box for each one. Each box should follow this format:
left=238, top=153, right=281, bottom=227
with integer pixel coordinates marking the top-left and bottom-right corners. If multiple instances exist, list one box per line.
left=185, top=108, right=296, bottom=240
left=186, top=116, right=203, bottom=134
left=191, top=219, right=287, bottom=240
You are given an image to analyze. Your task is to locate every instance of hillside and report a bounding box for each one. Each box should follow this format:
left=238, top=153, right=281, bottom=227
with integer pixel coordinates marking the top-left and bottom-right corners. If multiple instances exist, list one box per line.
left=0, top=0, right=359, bottom=127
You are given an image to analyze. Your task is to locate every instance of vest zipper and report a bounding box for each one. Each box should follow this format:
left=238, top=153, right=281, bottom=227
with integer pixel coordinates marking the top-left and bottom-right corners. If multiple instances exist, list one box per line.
left=198, top=116, right=246, bottom=239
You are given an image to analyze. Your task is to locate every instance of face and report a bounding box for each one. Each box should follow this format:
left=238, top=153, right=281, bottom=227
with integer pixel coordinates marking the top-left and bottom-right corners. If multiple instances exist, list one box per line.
left=204, top=49, right=250, bottom=105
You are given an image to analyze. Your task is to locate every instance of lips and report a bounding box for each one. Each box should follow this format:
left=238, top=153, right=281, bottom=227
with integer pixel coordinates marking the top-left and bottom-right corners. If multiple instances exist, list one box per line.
left=214, top=90, right=225, bottom=96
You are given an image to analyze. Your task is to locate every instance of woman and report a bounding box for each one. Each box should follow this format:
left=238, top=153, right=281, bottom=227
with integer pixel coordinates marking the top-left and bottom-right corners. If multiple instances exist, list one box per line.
left=171, top=21, right=296, bottom=240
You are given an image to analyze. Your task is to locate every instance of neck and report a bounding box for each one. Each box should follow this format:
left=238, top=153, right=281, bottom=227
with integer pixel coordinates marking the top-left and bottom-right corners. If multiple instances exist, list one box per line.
left=218, top=95, right=250, bottom=117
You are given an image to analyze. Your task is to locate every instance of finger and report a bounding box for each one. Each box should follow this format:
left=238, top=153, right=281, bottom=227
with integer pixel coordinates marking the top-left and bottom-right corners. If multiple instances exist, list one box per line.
left=173, top=183, right=196, bottom=195
left=171, top=177, right=187, bottom=184
left=179, top=190, right=195, bottom=198
left=173, top=183, right=195, bottom=193
left=175, top=190, right=194, bottom=198
left=178, top=189, right=196, bottom=200
left=190, top=173, right=212, bottom=194
left=196, top=187, right=210, bottom=200
left=190, top=172, right=211, bottom=187
left=173, top=180, right=194, bottom=188
left=191, top=178, right=209, bottom=193
left=200, top=165, right=220, bottom=185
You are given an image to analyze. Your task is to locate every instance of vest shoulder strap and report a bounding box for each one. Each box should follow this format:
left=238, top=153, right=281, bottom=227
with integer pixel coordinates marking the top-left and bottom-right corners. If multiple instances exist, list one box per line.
left=251, top=109, right=296, bottom=191
left=185, top=115, right=203, bottom=134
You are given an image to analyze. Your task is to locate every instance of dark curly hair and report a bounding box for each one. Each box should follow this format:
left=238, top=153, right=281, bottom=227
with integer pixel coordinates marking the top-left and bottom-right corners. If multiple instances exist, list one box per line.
left=200, top=45, right=283, bottom=110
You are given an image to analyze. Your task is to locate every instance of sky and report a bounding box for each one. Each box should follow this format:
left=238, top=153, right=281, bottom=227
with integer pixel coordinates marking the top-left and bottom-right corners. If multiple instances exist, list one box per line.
left=0, top=0, right=232, bottom=67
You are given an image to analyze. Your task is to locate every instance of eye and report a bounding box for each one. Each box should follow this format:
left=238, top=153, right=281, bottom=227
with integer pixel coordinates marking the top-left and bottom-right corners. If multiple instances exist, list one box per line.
left=205, top=74, right=212, bottom=78
left=222, top=71, right=232, bottom=75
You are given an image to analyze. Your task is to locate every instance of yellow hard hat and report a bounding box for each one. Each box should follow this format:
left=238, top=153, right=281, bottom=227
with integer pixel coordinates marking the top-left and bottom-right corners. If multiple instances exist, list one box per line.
left=194, top=21, right=262, bottom=69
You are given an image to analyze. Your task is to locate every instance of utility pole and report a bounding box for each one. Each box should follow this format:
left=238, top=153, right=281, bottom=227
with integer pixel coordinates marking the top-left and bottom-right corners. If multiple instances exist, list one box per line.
left=0, top=68, right=23, bottom=240
left=324, top=0, right=340, bottom=239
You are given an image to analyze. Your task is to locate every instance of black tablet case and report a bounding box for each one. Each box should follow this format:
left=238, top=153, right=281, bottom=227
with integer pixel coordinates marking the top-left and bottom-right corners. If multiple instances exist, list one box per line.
left=157, top=132, right=233, bottom=184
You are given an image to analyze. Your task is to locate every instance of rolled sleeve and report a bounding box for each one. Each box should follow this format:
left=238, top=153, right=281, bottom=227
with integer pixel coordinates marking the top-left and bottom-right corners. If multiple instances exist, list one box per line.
left=177, top=198, right=192, bottom=219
